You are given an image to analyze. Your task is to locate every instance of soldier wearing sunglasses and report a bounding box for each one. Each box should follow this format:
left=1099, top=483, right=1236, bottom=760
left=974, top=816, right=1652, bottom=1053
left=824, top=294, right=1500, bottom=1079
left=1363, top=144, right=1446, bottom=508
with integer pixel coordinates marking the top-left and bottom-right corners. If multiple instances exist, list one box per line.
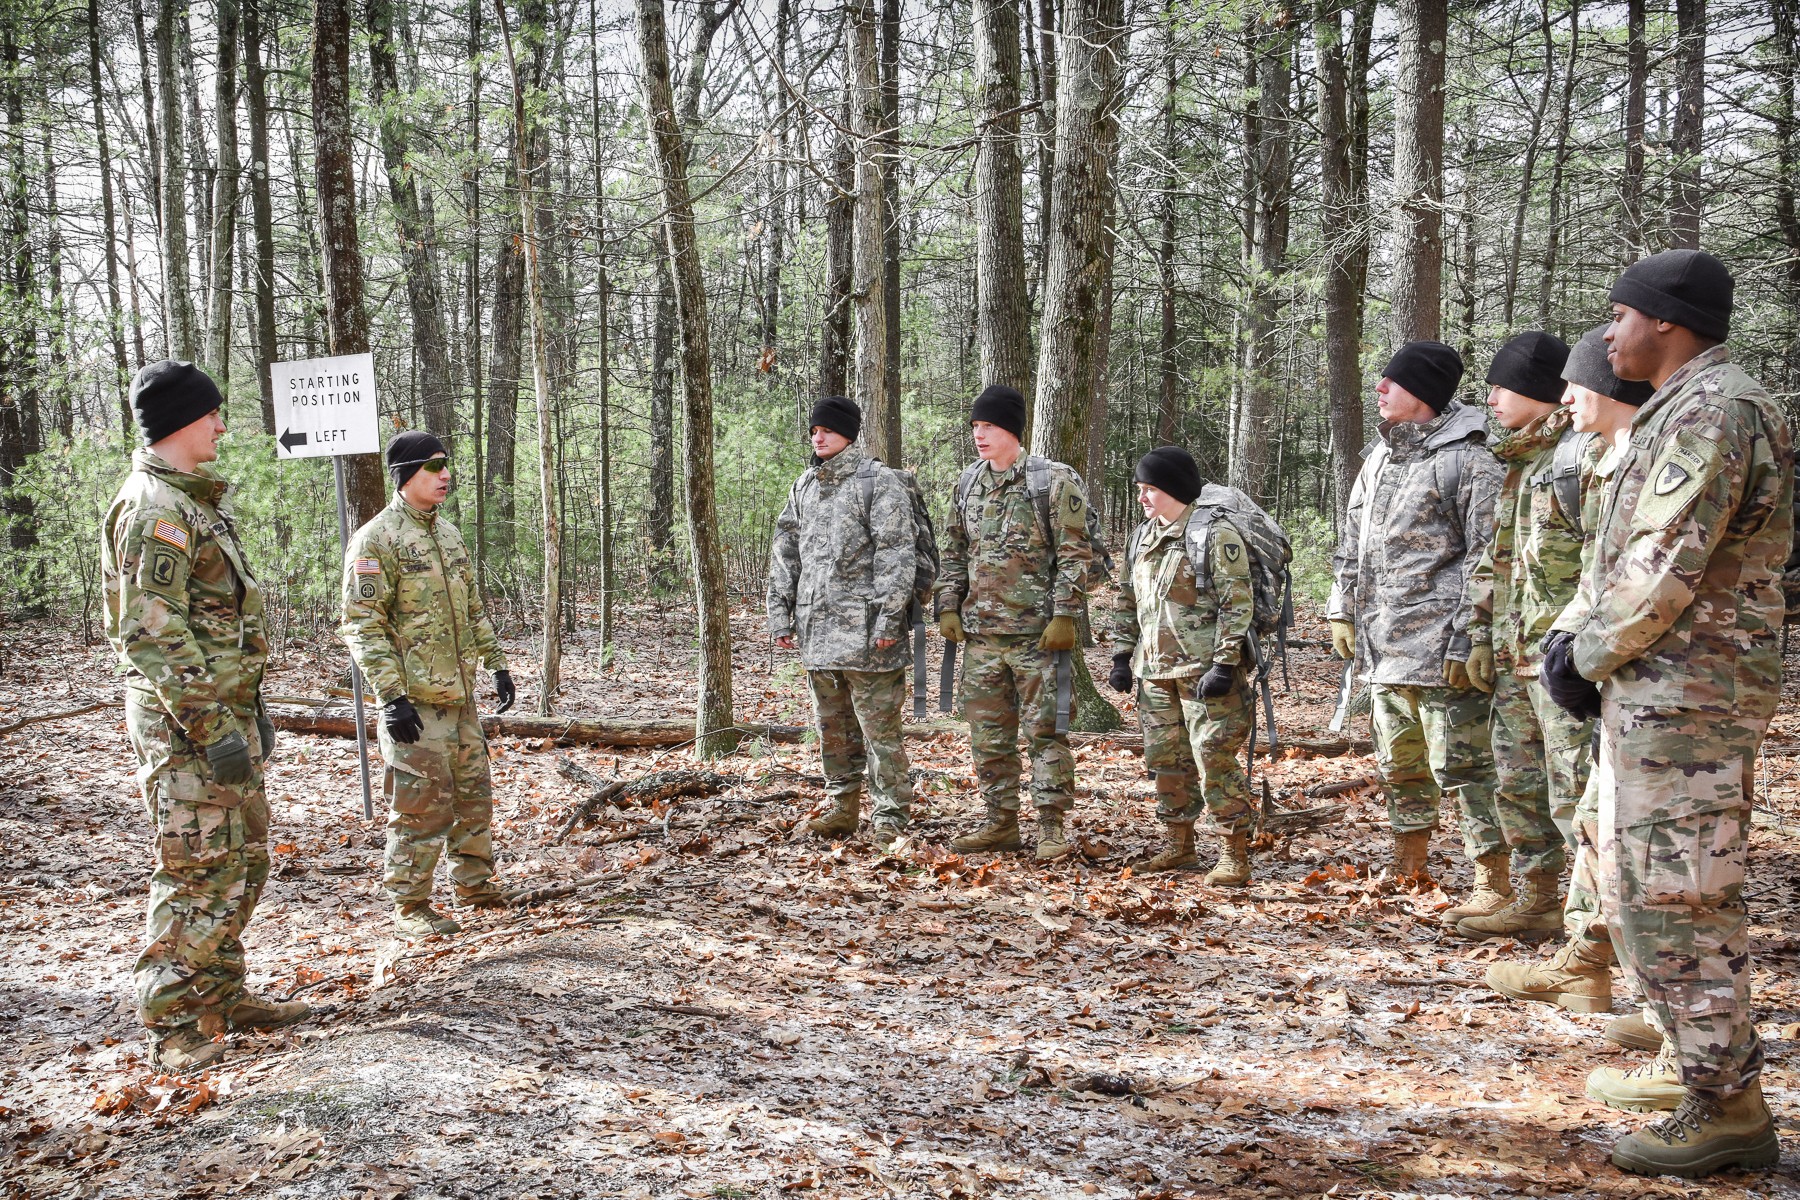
left=339, top=431, right=515, bottom=939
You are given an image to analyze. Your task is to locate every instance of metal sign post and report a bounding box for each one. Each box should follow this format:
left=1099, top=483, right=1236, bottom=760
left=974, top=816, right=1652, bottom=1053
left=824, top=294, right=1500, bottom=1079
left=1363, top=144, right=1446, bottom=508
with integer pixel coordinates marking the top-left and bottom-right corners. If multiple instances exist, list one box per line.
left=272, top=352, right=381, bottom=821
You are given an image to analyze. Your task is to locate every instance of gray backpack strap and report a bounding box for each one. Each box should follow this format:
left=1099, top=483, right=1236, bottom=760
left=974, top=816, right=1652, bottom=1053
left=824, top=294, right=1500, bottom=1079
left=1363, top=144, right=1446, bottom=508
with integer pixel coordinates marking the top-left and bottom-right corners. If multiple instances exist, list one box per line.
left=1438, top=444, right=1465, bottom=511
left=1024, top=455, right=1054, bottom=545
left=1551, top=429, right=1597, bottom=535
left=857, top=456, right=879, bottom=513
left=952, top=461, right=982, bottom=517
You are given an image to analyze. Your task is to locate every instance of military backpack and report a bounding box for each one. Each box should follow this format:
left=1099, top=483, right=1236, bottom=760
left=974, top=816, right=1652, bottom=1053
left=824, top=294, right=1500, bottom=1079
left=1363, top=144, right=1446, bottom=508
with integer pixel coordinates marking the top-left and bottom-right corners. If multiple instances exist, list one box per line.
left=951, top=455, right=1114, bottom=593
left=856, top=458, right=940, bottom=626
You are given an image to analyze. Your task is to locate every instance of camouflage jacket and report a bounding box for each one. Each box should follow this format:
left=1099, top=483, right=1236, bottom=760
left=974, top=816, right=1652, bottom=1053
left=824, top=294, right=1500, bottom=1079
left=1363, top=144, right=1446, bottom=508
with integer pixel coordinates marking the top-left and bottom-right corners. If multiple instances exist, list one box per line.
left=1109, top=505, right=1253, bottom=680
left=102, top=450, right=268, bottom=747
left=1556, top=346, right=1794, bottom=717
left=766, top=446, right=916, bottom=672
left=1328, top=401, right=1503, bottom=686
left=1462, top=408, right=1601, bottom=678
left=339, top=495, right=506, bottom=707
left=934, top=456, right=1092, bottom=637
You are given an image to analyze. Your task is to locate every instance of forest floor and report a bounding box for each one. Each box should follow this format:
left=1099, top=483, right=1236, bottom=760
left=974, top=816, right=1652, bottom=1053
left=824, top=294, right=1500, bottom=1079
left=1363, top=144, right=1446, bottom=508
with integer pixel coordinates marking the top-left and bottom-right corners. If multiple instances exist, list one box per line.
left=4, top=599, right=1800, bottom=1199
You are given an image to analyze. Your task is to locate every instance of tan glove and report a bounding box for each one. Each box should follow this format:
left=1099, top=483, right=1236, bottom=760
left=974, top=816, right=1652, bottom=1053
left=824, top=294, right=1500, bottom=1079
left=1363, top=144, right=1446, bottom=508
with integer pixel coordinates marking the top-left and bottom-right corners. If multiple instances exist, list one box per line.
left=1038, top=615, right=1076, bottom=652
left=1444, top=657, right=1473, bottom=690
left=1467, top=644, right=1496, bottom=693
left=938, top=611, right=964, bottom=644
left=1329, top=619, right=1356, bottom=661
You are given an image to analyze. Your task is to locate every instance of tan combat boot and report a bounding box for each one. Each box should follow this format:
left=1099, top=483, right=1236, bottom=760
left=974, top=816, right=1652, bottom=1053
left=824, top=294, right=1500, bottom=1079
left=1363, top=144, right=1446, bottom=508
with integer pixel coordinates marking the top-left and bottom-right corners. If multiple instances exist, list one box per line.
left=1138, top=822, right=1198, bottom=873
left=1035, top=813, right=1074, bottom=862
left=1455, top=866, right=1561, bottom=941
left=952, top=810, right=1022, bottom=853
left=1485, top=939, right=1614, bottom=1013
left=1438, top=852, right=1512, bottom=926
left=805, top=796, right=860, bottom=838
left=1392, top=829, right=1433, bottom=878
left=1611, top=1079, right=1781, bottom=1178
left=151, top=1026, right=226, bottom=1072
left=1203, top=832, right=1253, bottom=888
left=870, top=822, right=905, bottom=851
left=394, top=903, right=461, bottom=940
left=1587, top=1044, right=1686, bottom=1113
left=456, top=884, right=510, bottom=910
left=1607, top=1010, right=1664, bottom=1052
left=226, top=991, right=313, bottom=1032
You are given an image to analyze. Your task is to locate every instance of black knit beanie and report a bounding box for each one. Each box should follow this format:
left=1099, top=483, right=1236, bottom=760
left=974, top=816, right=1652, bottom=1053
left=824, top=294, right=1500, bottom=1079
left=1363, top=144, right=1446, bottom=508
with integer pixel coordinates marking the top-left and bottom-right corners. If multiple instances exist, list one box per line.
left=1133, top=446, right=1204, bottom=506
left=809, top=395, right=861, bottom=443
left=132, top=359, right=225, bottom=446
left=1608, top=249, right=1733, bottom=341
left=1485, top=331, right=1570, bottom=406
left=1382, top=341, right=1465, bottom=414
left=969, top=384, right=1027, bottom=439
left=1562, top=325, right=1654, bottom=406
left=386, top=431, right=448, bottom=489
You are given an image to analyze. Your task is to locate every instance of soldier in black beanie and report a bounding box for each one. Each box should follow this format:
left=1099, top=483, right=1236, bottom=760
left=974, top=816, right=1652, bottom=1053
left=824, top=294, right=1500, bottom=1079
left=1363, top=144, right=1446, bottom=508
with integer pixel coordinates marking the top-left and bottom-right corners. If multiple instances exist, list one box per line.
left=809, top=396, right=861, bottom=446
left=385, top=431, right=449, bottom=490
left=132, top=359, right=227, bottom=448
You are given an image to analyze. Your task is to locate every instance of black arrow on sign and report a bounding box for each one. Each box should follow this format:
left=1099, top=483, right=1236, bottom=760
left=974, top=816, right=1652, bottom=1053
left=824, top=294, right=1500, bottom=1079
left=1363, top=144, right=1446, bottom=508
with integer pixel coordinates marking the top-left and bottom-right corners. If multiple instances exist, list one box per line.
left=278, top=429, right=308, bottom=452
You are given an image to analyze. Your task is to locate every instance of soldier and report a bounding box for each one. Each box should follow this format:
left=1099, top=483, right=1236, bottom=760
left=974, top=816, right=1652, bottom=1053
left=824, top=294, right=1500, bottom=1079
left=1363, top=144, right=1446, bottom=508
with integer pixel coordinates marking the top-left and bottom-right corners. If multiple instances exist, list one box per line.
left=1327, top=341, right=1505, bottom=904
left=936, top=385, right=1093, bottom=861
left=768, top=397, right=918, bottom=850
left=1539, top=250, right=1790, bottom=1176
left=103, top=360, right=309, bottom=1071
left=1452, top=331, right=1589, bottom=942
left=1106, top=447, right=1256, bottom=884
left=340, top=432, right=515, bottom=941
left=1484, top=328, right=1655, bottom=1044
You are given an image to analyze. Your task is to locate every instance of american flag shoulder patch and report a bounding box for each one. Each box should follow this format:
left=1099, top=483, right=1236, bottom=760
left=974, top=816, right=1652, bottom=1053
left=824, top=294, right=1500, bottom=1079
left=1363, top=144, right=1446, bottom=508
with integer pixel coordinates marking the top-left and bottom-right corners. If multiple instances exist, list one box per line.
left=354, top=557, right=382, bottom=575
left=150, top=519, right=190, bottom=552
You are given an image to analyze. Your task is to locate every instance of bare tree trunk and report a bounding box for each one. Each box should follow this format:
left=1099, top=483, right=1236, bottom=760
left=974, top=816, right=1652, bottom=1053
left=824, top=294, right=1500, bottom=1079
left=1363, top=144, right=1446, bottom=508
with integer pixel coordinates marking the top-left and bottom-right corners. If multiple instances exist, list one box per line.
left=877, top=0, right=902, bottom=461
left=1775, top=0, right=1800, bottom=369
left=591, top=0, right=614, bottom=657
left=467, top=0, right=485, bottom=572
left=495, top=0, right=561, bottom=714
left=206, top=0, right=239, bottom=384
left=757, top=0, right=790, bottom=373
left=973, top=0, right=1032, bottom=393
left=1503, top=0, right=1555, bottom=329
left=849, top=0, right=892, bottom=461
left=647, top=258, right=675, bottom=571
left=486, top=155, right=524, bottom=558
left=242, top=0, right=279, bottom=432
left=120, top=171, right=151, bottom=368
left=154, top=0, right=198, bottom=359
left=1, top=18, right=40, bottom=565
left=1622, top=0, right=1647, bottom=256
left=636, top=0, right=736, bottom=759
left=818, top=77, right=854, bottom=398
left=312, top=0, right=384, bottom=523
left=42, top=136, right=70, bottom=441
left=1318, top=0, right=1372, bottom=530
left=1389, top=0, right=1447, bottom=342
left=179, top=12, right=211, bottom=315
left=371, top=0, right=454, bottom=437
left=1156, top=16, right=1178, bottom=443
left=1535, top=0, right=1579, bottom=326
left=1670, top=0, right=1705, bottom=247
left=89, top=0, right=130, bottom=430
left=1030, top=0, right=1056, bottom=304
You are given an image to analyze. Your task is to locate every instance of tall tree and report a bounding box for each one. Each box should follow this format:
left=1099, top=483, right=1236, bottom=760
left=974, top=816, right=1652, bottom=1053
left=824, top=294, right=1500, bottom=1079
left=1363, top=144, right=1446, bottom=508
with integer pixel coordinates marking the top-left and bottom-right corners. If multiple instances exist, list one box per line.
left=1389, top=0, right=1448, bottom=341
left=636, top=0, right=735, bottom=758
left=1622, top=0, right=1647, bottom=256
left=1155, top=14, right=1178, bottom=443
left=1775, top=0, right=1800, bottom=368
left=242, top=0, right=279, bottom=431
left=1502, top=0, right=1556, bottom=329
left=89, top=0, right=130, bottom=429
left=849, top=0, right=893, bottom=462
left=972, top=0, right=1031, bottom=393
left=154, top=0, right=198, bottom=359
left=1670, top=0, right=1705, bottom=247
left=206, top=0, right=240, bottom=384
left=877, top=0, right=902, bottom=460
left=817, top=77, right=855, bottom=398
left=1534, top=0, right=1579, bottom=325
left=0, top=17, right=39, bottom=566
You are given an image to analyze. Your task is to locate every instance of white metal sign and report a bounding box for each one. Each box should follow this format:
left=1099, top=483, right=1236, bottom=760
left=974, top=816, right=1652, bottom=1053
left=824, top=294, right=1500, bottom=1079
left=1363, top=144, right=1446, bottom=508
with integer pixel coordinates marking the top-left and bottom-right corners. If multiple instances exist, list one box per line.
left=271, top=352, right=380, bottom=459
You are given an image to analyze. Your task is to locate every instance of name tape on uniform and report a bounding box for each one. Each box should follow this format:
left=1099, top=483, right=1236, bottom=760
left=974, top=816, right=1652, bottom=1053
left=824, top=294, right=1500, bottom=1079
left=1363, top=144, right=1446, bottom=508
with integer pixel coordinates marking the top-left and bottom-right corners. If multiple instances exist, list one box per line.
left=271, top=352, right=381, bottom=459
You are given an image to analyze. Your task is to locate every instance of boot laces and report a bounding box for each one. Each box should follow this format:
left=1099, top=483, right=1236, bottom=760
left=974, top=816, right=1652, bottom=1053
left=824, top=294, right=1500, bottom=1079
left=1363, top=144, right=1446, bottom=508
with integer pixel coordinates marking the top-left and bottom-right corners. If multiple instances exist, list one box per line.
left=1644, top=1090, right=1722, bottom=1146
left=1623, top=1052, right=1678, bottom=1081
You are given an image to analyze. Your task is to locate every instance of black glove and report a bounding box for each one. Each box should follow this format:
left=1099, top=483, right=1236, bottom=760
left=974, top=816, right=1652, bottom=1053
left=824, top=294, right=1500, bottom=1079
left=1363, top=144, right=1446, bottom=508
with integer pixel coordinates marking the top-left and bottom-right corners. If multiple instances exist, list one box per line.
left=1540, top=632, right=1601, bottom=721
left=1198, top=664, right=1235, bottom=698
left=384, top=697, right=424, bottom=744
left=1107, top=653, right=1133, bottom=694
left=205, top=729, right=254, bottom=786
left=494, top=670, right=516, bottom=714
left=255, top=705, right=276, bottom=764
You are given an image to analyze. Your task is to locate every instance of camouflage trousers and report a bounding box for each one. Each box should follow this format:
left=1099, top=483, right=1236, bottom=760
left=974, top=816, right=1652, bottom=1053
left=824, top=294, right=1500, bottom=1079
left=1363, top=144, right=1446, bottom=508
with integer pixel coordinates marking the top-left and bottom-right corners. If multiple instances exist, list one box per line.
left=377, top=700, right=495, bottom=907
left=1489, top=669, right=1590, bottom=875
left=126, top=691, right=270, bottom=1037
left=1369, top=683, right=1501, bottom=859
left=1137, top=672, right=1253, bottom=835
left=1563, top=767, right=1616, bottom=964
left=960, top=634, right=1074, bottom=815
left=1597, top=701, right=1765, bottom=1093
left=806, top=668, right=913, bottom=826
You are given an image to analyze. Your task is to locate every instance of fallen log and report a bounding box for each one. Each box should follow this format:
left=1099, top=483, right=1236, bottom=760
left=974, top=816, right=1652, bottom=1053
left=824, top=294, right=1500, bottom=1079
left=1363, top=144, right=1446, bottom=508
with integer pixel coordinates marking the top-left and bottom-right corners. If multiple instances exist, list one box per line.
left=269, top=708, right=960, bottom=748
left=1304, top=774, right=1380, bottom=799
left=0, top=701, right=116, bottom=735
left=555, top=756, right=743, bottom=842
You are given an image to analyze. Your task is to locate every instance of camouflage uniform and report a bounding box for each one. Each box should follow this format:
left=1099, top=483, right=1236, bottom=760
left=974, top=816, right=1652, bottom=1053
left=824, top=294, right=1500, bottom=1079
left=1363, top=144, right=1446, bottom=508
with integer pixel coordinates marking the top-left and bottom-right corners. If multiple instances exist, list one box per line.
left=340, top=495, right=507, bottom=907
left=102, top=450, right=271, bottom=1041
left=768, top=446, right=917, bottom=826
left=1328, top=401, right=1504, bottom=854
left=936, top=457, right=1092, bottom=816
left=1462, top=407, right=1600, bottom=876
left=1108, top=504, right=1255, bottom=833
left=1556, top=346, right=1793, bottom=1093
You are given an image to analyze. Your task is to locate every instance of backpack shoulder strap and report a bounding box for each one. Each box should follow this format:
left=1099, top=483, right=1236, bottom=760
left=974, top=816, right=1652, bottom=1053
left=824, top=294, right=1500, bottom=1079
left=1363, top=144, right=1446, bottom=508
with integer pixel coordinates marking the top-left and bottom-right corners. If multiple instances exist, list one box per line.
left=1024, top=455, right=1055, bottom=543
left=1552, top=429, right=1597, bottom=535
left=953, top=461, right=982, bottom=512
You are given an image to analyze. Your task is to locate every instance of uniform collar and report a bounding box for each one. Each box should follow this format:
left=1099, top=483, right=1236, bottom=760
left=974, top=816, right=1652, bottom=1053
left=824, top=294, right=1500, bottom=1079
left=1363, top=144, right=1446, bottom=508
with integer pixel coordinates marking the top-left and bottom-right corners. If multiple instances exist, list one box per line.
left=1635, top=344, right=1733, bottom=424
left=981, top=456, right=1024, bottom=487
left=1493, top=406, right=1571, bottom=463
left=1145, top=503, right=1193, bottom=546
left=133, top=448, right=228, bottom=505
left=393, top=493, right=439, bottom=527
left=814, top=444, right=866, bottom=483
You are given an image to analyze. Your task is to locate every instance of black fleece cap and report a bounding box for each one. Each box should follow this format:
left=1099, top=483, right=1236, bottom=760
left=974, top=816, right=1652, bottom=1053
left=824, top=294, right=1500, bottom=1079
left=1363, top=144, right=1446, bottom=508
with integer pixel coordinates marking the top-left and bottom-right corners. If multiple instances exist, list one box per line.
left=1562, top=325, right=1654, bottom=406
left=1383, top=341, right=1465, bottom=414
left=969, top=384, right=1027, bottom=439
left=386, top=431, right=448, bottom=489
left=132, top=359, right=225, bottom=446
left=1485, top=331, right=1570, bottom=406
left=1133, top=446, right=1204, bottom=506
left=809, top=395, right=861, bottom=443
left=1608, top=249, right=1733, bottom=341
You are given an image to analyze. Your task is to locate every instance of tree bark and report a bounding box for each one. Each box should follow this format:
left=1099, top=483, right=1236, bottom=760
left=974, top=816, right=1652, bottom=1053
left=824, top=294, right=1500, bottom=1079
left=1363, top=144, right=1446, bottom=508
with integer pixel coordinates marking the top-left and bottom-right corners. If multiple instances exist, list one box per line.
left=636, top=0, right=736, bottom=758
left=647, top=258, right=676, bottom=572
left=591, top=0, right=614, bottom=657
left=1775, top=0, right=1800, bottom=365
left=818, top=76, right=855, bottom=398
left=1670, top=0, right=1705, bottom=247
left=1317, top=0, right=1372, bottom=531
left=242, top=0, right=279, bottom=432
left=973, top=0, right=1032, bottom=394
left=88, top=0, right=129, bottom=430
left=206, top=0, right=240, bottom=385
left=1389, top=0, right=1447, bottom=342
left=0, top=18, right=39, bottom=565
left=1502, top=0, right=1555, bottom=329
left=153, top=0, right=198, bottom=360
left=311, top=0, right=384, bottom=523
left=849, top=0, right=892, bottom=462
left=1156, top=16, right=1178, bottom=443
left=1534, top=1, right=1579, bottom=326
left=1622, top=0, right=1647, bottom=256
left=486, top=150, right=524, bottom=558
left=877, top=0, right=902, bottom=461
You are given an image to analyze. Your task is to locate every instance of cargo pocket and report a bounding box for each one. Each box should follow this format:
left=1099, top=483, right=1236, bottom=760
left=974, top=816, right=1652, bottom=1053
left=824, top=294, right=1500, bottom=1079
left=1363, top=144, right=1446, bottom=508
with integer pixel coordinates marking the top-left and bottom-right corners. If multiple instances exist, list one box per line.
left=1620, top=806, right=1747, bottom=1017
left=386, top=741, right=450, bottom=816
left=155, top=771, right=243, bottom=869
